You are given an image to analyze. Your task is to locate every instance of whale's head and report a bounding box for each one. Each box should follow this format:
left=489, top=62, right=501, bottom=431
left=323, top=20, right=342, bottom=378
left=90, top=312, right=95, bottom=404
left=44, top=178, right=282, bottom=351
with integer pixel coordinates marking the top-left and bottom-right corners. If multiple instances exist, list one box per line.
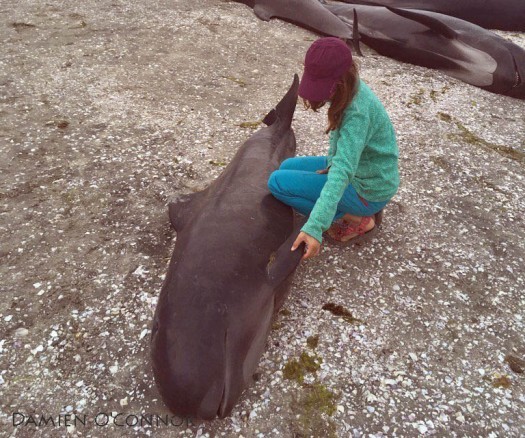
left=150, top=266, right=276, bottom=420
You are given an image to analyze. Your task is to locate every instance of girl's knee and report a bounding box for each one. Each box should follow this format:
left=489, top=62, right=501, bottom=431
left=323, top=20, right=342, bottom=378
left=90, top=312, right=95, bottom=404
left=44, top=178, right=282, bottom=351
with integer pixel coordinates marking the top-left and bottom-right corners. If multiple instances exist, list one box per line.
left=279, top=157, right=296, bottom=170
left=279, top=156, right=328, bottom=172
left=267, top=171, right=281, bottom=195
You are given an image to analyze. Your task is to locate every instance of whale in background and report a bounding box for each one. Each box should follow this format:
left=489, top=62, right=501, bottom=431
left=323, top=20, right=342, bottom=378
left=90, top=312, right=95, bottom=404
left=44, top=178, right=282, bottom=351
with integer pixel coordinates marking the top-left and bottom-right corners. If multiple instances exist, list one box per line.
left=233, top=0, right=353, bottom=39
left=325, top=3, right=525, bottom=99
left=335, top=0, right=525, bottom=31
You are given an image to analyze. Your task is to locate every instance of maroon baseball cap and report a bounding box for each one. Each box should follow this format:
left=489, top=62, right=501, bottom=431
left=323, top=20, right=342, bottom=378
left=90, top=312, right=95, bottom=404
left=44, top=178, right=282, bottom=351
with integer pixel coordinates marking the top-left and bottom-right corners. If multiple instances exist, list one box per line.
left=298, top=37, right=353, bottom=102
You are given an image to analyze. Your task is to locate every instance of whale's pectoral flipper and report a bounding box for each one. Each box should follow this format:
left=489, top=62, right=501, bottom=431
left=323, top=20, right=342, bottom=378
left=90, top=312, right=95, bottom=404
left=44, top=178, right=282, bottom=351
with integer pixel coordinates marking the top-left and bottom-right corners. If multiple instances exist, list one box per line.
left=266, top=216, right=307, bottom=288
left=386, top=7, right=458, bottom=39
left=168, top=191, right=205, bottom=232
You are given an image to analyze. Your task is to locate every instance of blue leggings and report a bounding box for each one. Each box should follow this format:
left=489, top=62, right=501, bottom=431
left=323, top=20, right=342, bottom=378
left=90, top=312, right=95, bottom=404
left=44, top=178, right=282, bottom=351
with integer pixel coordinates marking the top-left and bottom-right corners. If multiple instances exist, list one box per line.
left=268, top=156, right=389, bottom=220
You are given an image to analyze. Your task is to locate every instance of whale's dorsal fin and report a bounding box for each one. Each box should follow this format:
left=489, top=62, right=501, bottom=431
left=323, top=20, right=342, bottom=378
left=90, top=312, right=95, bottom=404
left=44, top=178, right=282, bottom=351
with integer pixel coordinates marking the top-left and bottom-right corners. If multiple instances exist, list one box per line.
left=386, top=7, right=458, bottom=39
left=352, top=8, right=363, bottom=57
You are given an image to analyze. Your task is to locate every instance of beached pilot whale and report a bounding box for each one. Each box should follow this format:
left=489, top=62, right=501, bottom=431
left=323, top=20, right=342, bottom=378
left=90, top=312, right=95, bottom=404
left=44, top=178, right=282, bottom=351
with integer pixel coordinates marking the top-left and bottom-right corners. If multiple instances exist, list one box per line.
left=324, top=3, right=525, bottom=99
left=233, top=0, right=353, bottom=40
left=151, top=75, right=305, bottom=420
left=335, top=0, right=525, bottom=32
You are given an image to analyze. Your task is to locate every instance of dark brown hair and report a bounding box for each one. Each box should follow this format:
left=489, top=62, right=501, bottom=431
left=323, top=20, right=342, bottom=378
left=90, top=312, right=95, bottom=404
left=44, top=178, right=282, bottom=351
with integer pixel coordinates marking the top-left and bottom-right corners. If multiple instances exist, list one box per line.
left=303, top=61, right=360, bottom=134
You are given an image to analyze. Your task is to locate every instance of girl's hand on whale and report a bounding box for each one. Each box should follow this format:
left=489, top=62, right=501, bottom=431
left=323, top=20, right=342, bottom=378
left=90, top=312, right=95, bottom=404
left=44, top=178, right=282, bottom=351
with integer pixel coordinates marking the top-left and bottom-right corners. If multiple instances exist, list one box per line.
left=291, top=231, right=321, bottom=260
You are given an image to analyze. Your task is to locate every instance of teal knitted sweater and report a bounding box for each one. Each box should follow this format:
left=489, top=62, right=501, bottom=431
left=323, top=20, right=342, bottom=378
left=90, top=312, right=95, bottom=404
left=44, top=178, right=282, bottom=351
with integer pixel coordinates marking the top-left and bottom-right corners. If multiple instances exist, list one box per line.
left=301, top=79, right=399, bottom=243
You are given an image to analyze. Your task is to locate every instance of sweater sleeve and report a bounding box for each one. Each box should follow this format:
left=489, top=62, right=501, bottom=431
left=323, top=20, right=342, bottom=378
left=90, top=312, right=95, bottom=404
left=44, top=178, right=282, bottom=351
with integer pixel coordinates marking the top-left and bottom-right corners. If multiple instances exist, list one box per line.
left=301, top=106, right=370, bottom=243
left=326, top=131, right=336, bottom=167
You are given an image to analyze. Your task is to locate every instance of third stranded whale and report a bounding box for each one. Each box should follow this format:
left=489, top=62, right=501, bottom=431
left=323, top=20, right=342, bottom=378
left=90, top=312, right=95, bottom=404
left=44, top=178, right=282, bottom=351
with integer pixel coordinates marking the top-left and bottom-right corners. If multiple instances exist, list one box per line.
left=336, top=0, right=525, bottom=31
left=324, top=3, right=525, bottom=99
left=151, top=76, right=306, bottom=420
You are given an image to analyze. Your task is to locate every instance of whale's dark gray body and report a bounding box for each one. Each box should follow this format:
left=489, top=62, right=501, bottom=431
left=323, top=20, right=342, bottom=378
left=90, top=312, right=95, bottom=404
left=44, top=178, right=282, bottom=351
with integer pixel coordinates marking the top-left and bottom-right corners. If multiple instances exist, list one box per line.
left=233, top=0, right=352, bottom=39
left=151, top=76, right=305, bottom=420
left=325, top=3, right=525, bottom=99
left=337, top=0, right=525, bottom=31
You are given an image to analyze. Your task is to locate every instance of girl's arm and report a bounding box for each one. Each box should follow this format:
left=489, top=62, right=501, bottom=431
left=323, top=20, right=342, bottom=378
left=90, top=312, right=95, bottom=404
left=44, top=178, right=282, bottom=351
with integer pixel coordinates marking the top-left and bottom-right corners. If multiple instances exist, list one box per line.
left=300, top=107, right=370, bottom=243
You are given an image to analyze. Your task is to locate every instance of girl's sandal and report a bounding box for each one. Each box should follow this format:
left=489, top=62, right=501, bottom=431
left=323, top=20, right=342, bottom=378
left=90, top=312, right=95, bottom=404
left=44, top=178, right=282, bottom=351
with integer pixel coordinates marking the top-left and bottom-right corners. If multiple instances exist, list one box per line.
left=324, top=210, right=383, bottom=246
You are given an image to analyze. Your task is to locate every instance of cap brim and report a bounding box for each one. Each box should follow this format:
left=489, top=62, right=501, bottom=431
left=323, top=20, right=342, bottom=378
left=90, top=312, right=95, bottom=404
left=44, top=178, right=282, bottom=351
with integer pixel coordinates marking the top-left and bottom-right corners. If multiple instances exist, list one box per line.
left=298, top=70, right=335, bottom=102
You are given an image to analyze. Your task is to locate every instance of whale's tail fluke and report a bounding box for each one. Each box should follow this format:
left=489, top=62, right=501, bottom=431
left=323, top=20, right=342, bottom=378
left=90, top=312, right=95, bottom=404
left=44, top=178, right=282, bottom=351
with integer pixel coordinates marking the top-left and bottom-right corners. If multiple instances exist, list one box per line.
left=263, top=74, right=299, bottom=129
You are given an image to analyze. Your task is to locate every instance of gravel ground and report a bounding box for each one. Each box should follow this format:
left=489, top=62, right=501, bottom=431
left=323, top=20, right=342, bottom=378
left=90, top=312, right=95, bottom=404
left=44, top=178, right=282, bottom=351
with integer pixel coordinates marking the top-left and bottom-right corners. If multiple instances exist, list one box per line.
left=1, top=0, right=524, bottom=437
